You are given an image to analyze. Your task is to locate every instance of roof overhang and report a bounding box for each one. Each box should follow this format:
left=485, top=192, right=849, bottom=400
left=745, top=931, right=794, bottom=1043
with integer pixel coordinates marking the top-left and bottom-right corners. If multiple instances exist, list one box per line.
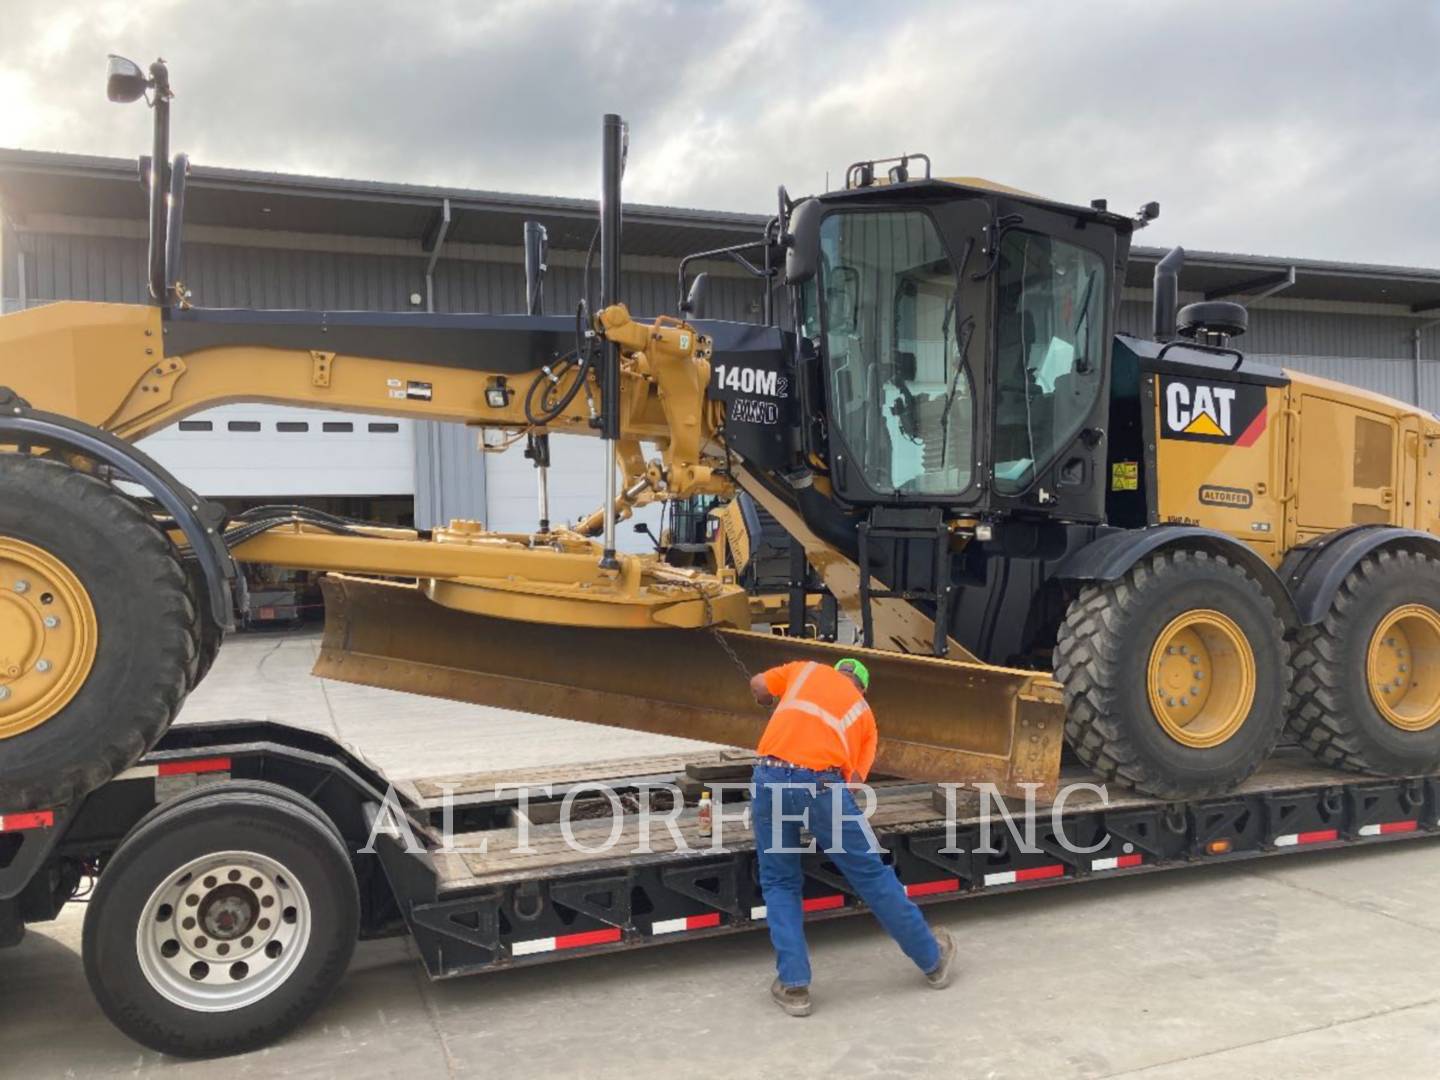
left=5, top=147, right=1440, bottom=310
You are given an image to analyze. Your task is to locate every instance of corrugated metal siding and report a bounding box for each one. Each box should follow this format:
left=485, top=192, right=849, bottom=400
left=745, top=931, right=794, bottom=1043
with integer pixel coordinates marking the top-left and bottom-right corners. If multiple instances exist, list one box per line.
left=1118, top=297, right=1440, bottom=409
left=414, top=419, right=486, bottom=528
left=1119, top=298, right=1440, bottom=362
left=1264, top=354, right=1422, bottom=406
left=16, top=231, right=764, bottom=320
left=12, top=227, right=765, bottom=523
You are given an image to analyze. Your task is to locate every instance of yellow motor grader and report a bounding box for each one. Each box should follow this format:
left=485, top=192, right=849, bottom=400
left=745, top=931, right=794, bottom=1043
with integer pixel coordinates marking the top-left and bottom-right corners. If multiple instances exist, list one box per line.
left=4, top=57, right=1440, bottom=813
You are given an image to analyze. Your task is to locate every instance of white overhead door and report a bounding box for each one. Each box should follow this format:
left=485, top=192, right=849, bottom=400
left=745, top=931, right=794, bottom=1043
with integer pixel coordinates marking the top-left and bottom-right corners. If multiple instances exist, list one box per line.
left=138, top=405, right=416, bottom=497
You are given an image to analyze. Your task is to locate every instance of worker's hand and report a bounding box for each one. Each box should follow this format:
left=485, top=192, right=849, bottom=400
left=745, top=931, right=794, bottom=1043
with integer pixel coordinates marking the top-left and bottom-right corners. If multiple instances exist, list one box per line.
left=749, top=673, right=777, bottom=708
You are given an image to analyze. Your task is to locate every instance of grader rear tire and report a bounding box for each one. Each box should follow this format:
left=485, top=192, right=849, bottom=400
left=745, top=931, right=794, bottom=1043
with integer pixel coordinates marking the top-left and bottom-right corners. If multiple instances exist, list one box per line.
left=1289, top=549, right=1440, bottom=776
left=0, top=453, right=196, bottom=811
left=1054, top=548, right=1290, bottom=799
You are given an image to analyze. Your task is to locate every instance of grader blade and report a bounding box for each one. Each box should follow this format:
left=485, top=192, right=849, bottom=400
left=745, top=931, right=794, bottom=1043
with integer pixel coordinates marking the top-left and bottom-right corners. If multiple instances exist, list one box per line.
left=315, top=576, right=1064, bottom=800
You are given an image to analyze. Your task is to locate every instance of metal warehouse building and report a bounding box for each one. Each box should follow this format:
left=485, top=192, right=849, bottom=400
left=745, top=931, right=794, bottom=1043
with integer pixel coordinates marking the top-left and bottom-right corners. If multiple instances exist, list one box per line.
left=3, top=148, right=1440, bottom=543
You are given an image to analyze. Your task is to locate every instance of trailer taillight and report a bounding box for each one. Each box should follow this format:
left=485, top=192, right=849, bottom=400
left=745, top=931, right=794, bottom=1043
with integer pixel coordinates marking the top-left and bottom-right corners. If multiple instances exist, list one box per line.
left=1206, top=839, right=1233, bottom=855
left=0, top=810, right=55, bottom=833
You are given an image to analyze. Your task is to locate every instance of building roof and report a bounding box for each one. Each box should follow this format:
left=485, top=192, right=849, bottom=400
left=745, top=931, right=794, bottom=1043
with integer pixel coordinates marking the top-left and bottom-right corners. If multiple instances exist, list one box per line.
left=3, top=147, right=1439, bottom=312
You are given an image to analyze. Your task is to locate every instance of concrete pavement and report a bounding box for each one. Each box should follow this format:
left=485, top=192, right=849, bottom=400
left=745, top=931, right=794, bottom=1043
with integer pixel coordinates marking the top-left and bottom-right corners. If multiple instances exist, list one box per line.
left=3, top=632, right=1439, bottom=1078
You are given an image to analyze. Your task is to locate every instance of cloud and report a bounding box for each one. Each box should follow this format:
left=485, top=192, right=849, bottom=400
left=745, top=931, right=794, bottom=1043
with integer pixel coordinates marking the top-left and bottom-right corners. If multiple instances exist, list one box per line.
left=1, top=0, right=1436, bottom=263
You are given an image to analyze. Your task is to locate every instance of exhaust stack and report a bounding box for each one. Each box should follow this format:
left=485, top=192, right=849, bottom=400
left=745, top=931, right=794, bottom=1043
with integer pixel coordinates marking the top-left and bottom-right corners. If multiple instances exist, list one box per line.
left=1153, top=246, right=1185, bottom=342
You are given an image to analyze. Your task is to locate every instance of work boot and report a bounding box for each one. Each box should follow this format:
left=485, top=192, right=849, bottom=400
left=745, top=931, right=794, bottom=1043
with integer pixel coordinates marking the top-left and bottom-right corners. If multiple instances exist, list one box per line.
left=770, top=978, right=812, bottom=1017
left=925, top=929, right=957, bottom=989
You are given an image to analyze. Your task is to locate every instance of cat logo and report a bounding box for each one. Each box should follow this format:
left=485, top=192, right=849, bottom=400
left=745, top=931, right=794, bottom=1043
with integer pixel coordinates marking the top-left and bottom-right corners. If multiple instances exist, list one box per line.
left=1166, top=382, right=1235, bottom=437
left=1158, top=376, right=1269, bottom=446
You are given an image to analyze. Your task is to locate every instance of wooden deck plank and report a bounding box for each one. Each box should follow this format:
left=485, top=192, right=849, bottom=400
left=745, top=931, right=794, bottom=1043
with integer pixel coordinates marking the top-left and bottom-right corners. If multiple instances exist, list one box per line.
left=430, top=751, right=1363, bottom=893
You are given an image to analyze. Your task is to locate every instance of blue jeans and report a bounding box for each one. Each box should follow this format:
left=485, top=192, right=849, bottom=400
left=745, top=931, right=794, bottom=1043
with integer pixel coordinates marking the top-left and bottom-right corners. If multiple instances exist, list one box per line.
left=751, top=763, right=941, bottom=988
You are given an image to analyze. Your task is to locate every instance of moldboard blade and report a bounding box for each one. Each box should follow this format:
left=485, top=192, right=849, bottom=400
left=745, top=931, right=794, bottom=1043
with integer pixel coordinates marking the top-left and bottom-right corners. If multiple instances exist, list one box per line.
left=314, top=575, right=1064, bottom=800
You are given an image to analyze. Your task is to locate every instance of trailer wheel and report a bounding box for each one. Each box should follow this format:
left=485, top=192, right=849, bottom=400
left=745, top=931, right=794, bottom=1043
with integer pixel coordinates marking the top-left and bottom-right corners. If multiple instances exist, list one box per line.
left=1054, top=548, right=1290, bottom=799
left=0, top=453, right=196, bottom=811
left=1289, top=549, right=1440, bottom=775
left=83, top=788, right=358, bottom=1058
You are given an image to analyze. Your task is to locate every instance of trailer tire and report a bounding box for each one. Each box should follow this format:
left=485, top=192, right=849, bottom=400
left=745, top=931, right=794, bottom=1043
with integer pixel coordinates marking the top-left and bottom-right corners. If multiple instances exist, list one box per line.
left=1289, top=549, right=1440, bottom=775
left=0, top=453, right=196, bottom=811
left=83, top=788, right=358, bottom=1058
left=1055, top=548, right=1290, bottom=799
left=136, top=778, right=347, bottom=847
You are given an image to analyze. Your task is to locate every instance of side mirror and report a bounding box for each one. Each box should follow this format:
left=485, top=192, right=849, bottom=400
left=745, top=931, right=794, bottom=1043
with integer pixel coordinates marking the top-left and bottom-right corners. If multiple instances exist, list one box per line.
left=784, top=198, right=822, bottom=285
left=106, top=55, right=149, bottom=103
left=681, top=272, right=710, bottom=318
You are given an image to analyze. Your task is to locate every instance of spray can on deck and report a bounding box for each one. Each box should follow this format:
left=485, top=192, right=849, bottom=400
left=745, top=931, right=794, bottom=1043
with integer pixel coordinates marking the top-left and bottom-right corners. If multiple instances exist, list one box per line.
left=698, top=788, right=713, bottom=838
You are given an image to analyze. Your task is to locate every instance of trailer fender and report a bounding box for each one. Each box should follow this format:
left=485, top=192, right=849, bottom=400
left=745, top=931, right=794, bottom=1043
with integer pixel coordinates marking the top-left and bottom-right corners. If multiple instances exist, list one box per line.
left=1280, top=525, right=1440, bottom=626
left=0, top=391, right=237, bottom=630
left=1052, top=524, right=1298, bottom=627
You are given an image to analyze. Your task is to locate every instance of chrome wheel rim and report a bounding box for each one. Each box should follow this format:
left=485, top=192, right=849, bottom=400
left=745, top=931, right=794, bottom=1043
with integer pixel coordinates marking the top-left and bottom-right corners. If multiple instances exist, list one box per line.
left=137, top=850, right=312, bottom=1012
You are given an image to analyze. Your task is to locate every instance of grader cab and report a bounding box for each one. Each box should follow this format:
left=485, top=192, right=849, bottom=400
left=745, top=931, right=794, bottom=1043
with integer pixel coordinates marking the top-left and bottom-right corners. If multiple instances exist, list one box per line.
left=3, top=57, right=1440, bottom=813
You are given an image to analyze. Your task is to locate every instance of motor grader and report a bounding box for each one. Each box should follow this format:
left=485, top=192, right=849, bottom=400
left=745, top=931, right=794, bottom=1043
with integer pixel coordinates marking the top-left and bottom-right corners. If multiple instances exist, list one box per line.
left=4, top=56, right=1440, bottom=815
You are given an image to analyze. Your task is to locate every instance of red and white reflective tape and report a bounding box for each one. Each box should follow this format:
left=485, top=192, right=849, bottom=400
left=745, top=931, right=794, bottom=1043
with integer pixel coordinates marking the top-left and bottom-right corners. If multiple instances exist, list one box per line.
left=1274, top=828, right=1339, bottom=848
left=0, top=810, right=54, bottom=833
left=905, top=878, right=960, bottom=898
left=749, top=894, right=846, bottom=921
left=1091, top=853, right=1144, bottom=872
left=116, top=756, right=232, bottom=781
left=511, top=927, right=622, bottom=956
left=650, top=912, right=722, bottom=936
left=983, top=864, right=1065, bottom=887
left=1358, top=820, right=1418, bottom=837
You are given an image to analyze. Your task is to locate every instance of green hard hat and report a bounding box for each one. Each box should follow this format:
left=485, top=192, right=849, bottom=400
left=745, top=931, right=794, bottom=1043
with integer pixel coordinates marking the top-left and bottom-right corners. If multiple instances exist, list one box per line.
left=835, top=657, right=870, bottom=690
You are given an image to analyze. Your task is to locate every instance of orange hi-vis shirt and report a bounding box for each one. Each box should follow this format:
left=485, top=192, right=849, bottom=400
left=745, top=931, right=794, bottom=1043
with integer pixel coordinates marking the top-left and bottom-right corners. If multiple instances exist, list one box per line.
left=755, top=661, right=878, bottom=782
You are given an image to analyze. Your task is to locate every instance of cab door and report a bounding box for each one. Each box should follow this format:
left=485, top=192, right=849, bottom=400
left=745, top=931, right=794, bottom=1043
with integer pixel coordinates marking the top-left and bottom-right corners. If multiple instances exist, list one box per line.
left=984, top=200, right=1123, bottom=523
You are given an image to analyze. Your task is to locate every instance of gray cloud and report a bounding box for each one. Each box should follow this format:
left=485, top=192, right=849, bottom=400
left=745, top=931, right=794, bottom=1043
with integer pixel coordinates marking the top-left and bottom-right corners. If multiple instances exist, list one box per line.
left=2, top=0, right=1437, bottom=264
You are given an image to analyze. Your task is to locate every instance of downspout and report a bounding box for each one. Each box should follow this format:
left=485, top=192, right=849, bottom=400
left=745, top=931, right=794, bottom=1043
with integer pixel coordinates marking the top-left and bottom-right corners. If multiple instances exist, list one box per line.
left=1415, top=318, right=1440, bottom=408
left=424, top=197, right=451, bottom=313
left=1246, top=265, right=1296, bottom=306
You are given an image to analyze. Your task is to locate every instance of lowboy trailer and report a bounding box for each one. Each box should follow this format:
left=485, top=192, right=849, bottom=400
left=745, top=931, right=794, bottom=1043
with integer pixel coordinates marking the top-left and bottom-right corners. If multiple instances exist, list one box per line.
left=2, top=716, right=1437, bottom=1058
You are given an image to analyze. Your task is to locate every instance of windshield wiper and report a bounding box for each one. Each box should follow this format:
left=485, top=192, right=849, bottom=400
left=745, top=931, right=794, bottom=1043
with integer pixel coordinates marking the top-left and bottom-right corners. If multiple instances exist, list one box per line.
left=937, top=237, right=976, bottom=469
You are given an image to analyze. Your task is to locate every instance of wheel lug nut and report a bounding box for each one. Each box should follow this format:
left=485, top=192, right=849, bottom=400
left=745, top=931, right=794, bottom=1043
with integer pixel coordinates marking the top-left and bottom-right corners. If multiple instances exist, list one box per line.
left=1179, top=645, right=1189, bottom=655
left=1167, top=697, right=1177, bottom=707
left=1166, top=646, right=1176, bottom=655
left=0, top=687, right=10, bottom=702
left=1190, top=656, right=1200, bottom=665
left=35, top=660, right=51, bottom=674
left=1190, top=686, right=1199, bottom=695
left=13, top=580, right=29, bottom=594
left=42, top=615, right=59, bottom=629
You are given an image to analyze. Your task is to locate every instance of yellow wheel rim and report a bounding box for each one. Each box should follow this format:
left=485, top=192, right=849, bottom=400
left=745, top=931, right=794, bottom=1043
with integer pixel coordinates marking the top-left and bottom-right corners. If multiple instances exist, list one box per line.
left=0, top=538, right=99, bottom=739
left=1366, top=604, right=1440, bottom=732
left=1146, top=610, right=1256, bottom=749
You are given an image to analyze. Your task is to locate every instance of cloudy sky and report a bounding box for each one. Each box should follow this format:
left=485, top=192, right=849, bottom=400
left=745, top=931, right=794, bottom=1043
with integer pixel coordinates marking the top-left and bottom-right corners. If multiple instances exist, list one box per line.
left=2, top=0, right=1437, bottom=265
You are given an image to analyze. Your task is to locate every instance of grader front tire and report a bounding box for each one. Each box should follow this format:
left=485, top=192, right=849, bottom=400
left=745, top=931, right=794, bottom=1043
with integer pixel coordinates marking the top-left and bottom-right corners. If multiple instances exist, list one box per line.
left=1054, top=549, right=1290, bottom=800
left=0, top=453, right=196, bottom=811
left=1289, top=549, right=1440, bottom=776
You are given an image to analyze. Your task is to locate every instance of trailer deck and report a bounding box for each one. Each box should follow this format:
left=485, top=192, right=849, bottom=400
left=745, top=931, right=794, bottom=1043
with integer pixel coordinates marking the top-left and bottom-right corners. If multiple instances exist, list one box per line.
left=3, top=716, right=1437, bottom=1051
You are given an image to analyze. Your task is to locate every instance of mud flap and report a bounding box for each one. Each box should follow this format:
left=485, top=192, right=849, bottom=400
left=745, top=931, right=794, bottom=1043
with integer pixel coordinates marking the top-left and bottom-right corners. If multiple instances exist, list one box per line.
left=314, top=576, right=1064, bottom=800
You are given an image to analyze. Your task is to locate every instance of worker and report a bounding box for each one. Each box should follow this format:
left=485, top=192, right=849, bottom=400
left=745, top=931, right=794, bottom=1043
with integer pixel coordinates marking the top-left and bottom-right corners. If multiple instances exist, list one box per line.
left=748, top=657, right=956, bottom=1017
